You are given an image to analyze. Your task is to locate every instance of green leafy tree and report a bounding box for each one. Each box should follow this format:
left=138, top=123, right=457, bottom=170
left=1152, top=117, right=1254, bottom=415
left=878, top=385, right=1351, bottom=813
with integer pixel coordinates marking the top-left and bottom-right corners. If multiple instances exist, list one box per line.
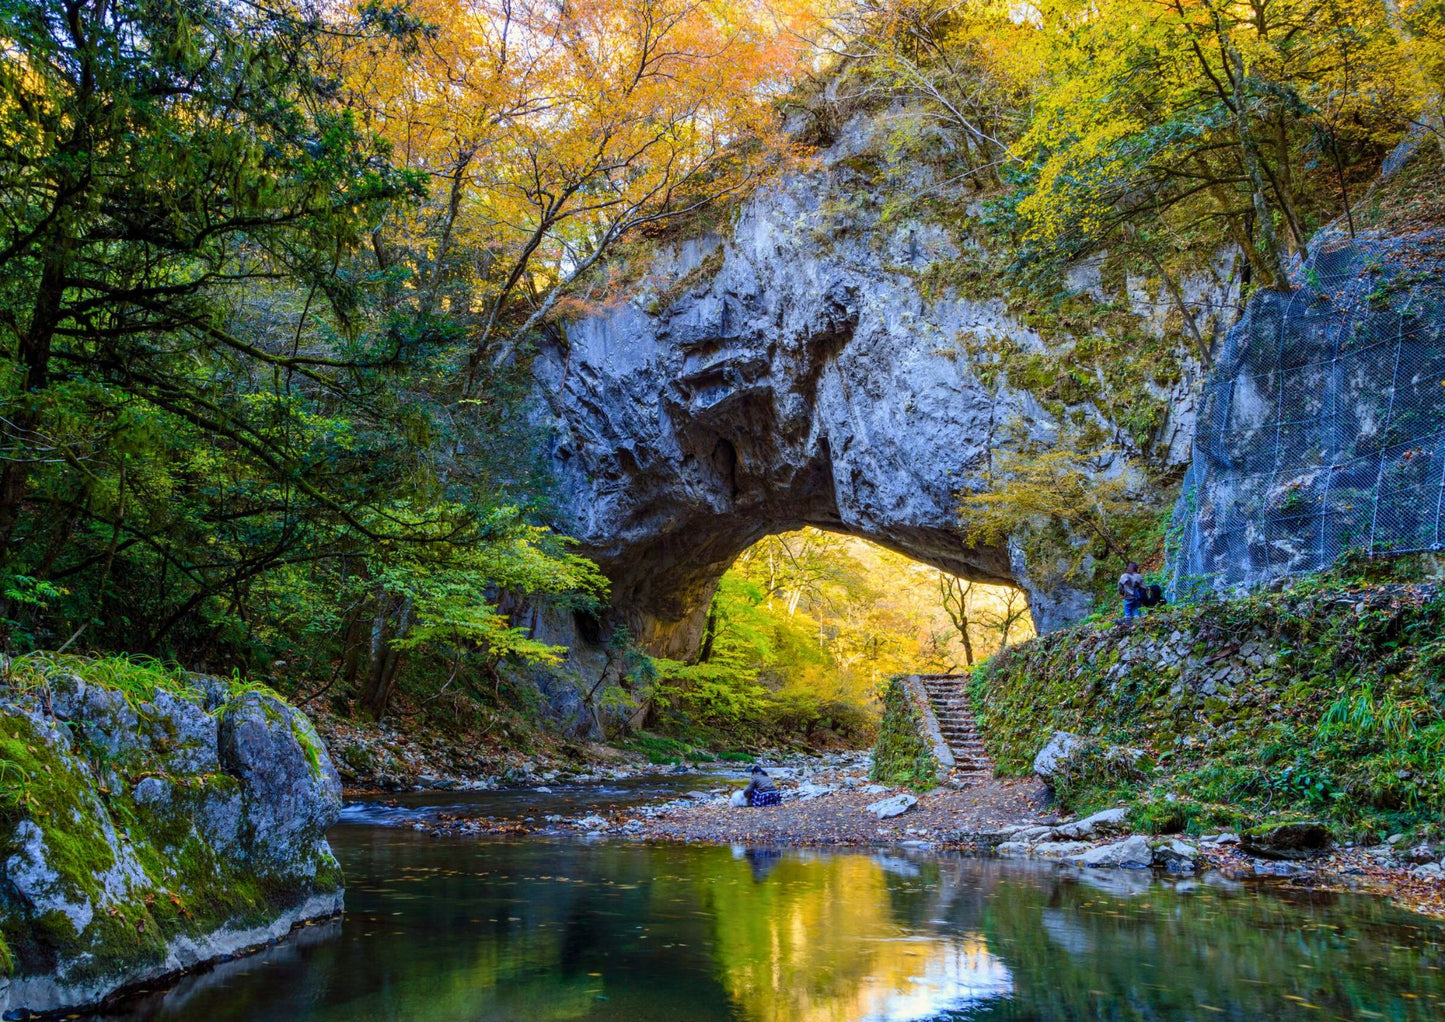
left=0, top=0, right=606, bottom=725
left=958, top=425, right=1162, bottom=598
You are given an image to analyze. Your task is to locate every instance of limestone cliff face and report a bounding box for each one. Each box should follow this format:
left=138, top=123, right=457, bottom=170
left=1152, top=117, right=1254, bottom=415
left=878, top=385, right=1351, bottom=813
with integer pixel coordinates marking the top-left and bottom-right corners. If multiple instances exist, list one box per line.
left=1170, top=230, right=1445, bottom=593
left=532, top=118, right=1228, bottom=656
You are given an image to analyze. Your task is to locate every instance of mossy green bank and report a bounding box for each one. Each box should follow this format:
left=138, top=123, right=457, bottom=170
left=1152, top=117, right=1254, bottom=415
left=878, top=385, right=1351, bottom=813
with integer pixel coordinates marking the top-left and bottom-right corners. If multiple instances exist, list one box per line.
left=970, top=581, right=1445, bottom=841
left=0, top=653, right=342, bottom=1012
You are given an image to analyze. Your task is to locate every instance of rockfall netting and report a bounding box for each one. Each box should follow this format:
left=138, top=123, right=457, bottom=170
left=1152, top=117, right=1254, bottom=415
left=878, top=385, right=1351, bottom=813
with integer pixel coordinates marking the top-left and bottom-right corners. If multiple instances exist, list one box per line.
left=1169, top=232, right=1445, bottom=597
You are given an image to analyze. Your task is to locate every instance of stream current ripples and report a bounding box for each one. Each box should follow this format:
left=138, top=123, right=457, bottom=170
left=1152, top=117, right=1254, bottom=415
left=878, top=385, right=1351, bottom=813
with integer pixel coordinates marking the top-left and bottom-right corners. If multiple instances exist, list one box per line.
left=89, top=779, right=1445, bottom=1021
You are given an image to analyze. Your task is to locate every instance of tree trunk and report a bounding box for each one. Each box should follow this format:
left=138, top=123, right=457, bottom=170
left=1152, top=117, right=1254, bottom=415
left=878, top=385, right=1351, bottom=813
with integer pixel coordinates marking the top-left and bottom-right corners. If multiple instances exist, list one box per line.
left=0, top=246, right=68, bottom=561
left=697, top=599, right=719, bottom=664
left=361, top=592, right=412, bottom=720
left=1222, top=40, right=1292, bottom=290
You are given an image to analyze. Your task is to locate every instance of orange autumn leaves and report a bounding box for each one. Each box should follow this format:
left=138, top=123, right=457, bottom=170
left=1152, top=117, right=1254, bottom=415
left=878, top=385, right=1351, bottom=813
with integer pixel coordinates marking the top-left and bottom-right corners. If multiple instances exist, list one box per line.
left=336, top=0, right=820, bottom=368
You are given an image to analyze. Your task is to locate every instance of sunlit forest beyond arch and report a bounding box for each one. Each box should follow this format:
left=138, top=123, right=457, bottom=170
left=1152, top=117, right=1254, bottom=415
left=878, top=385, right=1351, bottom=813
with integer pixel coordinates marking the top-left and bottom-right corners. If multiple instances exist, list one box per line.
left=640, top=529, right=1032, bottom=750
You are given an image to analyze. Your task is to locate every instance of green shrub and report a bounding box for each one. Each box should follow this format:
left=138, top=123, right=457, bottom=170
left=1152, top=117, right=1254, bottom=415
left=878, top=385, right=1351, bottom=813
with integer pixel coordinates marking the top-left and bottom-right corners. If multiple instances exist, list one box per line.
left=870, top=678, right=938, bottom=791
left=1047, top=740, right=1151, bottom=816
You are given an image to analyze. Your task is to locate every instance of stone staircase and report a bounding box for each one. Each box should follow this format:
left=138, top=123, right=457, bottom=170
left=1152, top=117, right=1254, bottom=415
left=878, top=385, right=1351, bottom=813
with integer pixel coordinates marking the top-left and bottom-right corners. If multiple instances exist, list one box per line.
left=918, top=674, right=993, bottom=778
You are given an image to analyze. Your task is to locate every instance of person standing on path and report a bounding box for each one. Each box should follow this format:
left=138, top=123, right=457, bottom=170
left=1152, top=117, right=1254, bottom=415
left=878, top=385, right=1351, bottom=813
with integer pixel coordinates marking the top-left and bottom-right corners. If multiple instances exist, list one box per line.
left=1119, top=562, right=1146, bottom=621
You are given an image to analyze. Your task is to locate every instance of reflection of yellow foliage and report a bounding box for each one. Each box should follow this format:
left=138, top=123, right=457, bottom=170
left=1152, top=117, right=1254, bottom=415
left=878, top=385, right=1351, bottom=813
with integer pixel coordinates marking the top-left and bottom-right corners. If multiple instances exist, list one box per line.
left=703, top=853, right=1009, bottom=1022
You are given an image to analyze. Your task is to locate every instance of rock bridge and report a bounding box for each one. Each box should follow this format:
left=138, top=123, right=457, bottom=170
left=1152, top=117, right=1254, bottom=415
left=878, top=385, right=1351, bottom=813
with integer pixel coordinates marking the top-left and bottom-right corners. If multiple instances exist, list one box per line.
left=529, top=124, right=1209, bottom=661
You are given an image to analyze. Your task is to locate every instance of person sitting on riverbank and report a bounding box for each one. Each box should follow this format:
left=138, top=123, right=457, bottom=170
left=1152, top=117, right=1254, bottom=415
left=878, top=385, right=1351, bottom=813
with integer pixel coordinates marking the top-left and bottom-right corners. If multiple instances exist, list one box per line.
left=742, top=765, right=781, bottom=807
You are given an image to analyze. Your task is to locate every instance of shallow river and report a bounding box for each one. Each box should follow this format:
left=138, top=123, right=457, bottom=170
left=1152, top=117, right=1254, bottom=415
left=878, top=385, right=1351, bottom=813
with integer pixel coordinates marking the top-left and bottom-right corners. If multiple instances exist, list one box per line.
left=94, top=782, right=1445, bottom=1021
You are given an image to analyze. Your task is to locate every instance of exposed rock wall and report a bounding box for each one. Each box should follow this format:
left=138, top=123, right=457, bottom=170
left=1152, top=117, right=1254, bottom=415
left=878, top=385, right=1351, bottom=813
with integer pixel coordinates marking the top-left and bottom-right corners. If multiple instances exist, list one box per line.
left=533, top=116, right=1230, bottom=657
left=0, top=658, right=343, bottom=1016
left=1170, top=230, right=1445, bottom=593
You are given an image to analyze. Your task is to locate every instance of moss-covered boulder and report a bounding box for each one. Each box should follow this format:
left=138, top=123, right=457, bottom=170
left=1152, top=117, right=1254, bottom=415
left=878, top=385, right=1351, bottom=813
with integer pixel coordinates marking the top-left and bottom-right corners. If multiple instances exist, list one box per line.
left=0, top=654, right=343, bottom=1016
left=1241, top=820, right=1333, bottom=861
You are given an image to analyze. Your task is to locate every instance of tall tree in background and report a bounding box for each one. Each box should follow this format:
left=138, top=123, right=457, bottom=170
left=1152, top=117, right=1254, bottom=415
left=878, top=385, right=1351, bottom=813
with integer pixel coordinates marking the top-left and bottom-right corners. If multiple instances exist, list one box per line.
left=0, top=0, right=412, bottom=625
left=1011, top=0, right=1435, bottom=288
left=803, top=0, right=1029, bottom=189
left=937, top=573, right=977, bottom=666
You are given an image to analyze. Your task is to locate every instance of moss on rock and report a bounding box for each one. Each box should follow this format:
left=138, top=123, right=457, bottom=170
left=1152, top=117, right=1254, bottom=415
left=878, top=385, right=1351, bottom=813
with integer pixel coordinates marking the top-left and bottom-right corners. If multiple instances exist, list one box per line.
left=970, top=582, right=1445, bottom=840
left=0, top=653, right=343, bottom=1016
left=870, top=677, right=939, bottom=791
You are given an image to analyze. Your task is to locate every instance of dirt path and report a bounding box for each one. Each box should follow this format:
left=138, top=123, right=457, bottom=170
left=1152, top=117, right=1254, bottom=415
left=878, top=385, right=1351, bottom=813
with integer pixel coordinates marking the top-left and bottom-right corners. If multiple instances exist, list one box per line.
left=423, top=769, right=1053, bottom=847
left=635, top=777, right=1050, bottom=846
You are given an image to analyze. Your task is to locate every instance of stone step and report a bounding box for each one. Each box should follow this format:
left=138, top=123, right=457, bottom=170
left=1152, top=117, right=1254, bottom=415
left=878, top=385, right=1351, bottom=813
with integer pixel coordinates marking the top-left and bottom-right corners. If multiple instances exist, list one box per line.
left=917, top=675, right=993, bottom=775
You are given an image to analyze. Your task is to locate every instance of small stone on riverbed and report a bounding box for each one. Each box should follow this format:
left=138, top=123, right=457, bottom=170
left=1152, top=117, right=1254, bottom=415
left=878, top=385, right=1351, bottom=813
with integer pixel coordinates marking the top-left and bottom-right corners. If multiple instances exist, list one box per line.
left=866, top=794, right=917, bottom=819
left=1152, top=838, right=1200, bottom=871
left=1070, top=835, right=1153, bottom=869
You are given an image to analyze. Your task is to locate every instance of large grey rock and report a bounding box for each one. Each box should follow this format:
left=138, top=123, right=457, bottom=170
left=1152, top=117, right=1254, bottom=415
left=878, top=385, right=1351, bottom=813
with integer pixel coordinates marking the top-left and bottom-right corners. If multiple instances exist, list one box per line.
left=47, top=674, right=139, bottom=760
left=1152, top=838, right=1201, bottom=870
left=866, top=793, right=918, bottom=819
left=1052, top=807, right=1131, bottom=840
left=218, top=691, right=343, bottom=877
left=531, top=114, right=1227, bottom=657
left=2, top=669, right=344, bottom=1018
left=1241, top=820, right=1333, bottom=861
left=141, top=688, right=220, bottom=774
left=1070, top=835, right=1153, bottom=869
left=1033, top=732, right=1083, bottom=781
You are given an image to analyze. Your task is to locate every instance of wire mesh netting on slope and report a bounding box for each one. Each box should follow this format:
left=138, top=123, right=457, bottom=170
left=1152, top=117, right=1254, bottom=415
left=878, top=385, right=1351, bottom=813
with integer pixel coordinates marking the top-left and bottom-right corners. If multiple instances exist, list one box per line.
left=1169, top=232, right=1445, bottom=598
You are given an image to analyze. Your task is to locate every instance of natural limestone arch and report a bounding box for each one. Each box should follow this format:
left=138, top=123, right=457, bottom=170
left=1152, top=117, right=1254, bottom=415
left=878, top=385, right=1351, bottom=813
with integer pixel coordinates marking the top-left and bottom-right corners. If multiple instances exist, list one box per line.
left=529, top=226, right=1081, bottom=659
left=528, top=137, right=1208, bottom=660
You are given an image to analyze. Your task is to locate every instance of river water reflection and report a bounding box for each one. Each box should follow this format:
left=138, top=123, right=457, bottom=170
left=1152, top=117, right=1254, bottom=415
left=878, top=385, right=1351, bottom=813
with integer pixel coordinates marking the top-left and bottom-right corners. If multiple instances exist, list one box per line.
left=96, top=809, right=1445, bottom=1021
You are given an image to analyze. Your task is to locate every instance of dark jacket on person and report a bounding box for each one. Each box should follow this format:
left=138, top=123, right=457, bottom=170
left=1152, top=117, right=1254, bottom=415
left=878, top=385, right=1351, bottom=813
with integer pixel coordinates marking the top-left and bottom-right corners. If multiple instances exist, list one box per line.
left=743, top=771, right=776, bottom=801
